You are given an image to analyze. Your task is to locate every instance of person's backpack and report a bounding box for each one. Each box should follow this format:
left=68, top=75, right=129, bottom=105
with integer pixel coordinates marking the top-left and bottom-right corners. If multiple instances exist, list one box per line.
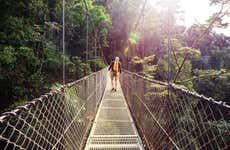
left=113, top=61, right=119, bottom=73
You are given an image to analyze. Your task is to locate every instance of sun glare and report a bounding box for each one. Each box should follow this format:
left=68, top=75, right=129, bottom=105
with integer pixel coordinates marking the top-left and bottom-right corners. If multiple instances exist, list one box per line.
left=179, top=0, right=219, bottom=25
left=150, top=0, right=230, bottom=35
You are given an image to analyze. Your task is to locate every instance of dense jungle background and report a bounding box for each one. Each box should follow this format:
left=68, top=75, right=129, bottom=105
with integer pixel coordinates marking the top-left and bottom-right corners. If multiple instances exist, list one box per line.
left=0, top=0, right=229, bottom=113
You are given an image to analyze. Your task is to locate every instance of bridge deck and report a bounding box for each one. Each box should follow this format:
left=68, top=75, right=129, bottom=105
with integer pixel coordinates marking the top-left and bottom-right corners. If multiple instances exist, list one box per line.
left=85, top=74, right=144, bottom=150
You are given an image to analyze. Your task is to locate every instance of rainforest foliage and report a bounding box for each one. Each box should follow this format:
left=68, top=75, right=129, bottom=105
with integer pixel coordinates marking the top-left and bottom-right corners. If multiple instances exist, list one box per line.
left=103, top=0, right=230, bottom=104
left=0, top=0, right=229, bottom=112
left=0, top=0, right=110, bottom=113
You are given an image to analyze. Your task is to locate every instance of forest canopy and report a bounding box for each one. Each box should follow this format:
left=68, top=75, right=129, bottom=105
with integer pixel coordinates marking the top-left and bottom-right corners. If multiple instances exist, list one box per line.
left=103, top=0, right=230, bottom=104
left=0, top=0, right=229, bottom=113
left=0, top=0, right=111, bottom=113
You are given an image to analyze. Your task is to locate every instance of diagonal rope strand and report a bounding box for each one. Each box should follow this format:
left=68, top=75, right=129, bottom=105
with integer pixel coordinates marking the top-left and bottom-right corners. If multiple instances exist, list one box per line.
left=121, top=70, right=230, bottom=150
left=0, top=68, right=108, bottom=150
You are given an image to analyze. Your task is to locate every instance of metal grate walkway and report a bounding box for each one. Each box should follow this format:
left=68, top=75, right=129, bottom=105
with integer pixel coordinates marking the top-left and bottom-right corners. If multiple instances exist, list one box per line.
left=85, top=73, right=144, bottom=150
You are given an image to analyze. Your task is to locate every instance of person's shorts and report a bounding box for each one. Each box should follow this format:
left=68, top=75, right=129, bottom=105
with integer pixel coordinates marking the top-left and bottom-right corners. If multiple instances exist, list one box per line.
left=110, top=71, right=119, bottom=80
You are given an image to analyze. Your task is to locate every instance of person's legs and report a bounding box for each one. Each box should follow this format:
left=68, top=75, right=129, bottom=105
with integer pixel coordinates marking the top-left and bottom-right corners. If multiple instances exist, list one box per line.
left=114, top=78, right=117, bottom=91
left=110, top=72, right=115, bottom=90
left=114, top=73, right=119, bottom=91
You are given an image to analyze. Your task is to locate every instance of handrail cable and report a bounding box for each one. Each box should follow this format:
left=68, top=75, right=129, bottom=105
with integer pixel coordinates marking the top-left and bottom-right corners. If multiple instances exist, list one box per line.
left=121, top=70, right=230, bottom=149
left=0, top=68, right=108, bottom=150
left=123, top=69, right=230, bottom=108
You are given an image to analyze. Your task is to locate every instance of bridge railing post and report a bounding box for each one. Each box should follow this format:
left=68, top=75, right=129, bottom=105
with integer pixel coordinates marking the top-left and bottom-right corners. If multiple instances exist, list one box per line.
left=94, top=73, right=97, bottom=113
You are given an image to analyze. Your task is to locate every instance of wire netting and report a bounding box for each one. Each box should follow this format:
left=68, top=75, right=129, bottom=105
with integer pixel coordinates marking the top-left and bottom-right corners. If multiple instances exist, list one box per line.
left=121, top=70, right=230, bottom=150
left=0, top=68, right=107, bottom=150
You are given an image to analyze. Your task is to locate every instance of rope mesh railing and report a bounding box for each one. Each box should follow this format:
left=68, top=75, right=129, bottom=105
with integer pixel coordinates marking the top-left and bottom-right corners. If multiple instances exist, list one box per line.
left=121, top=70, right=230, bottom=150
left=0, top=68, right=107, bottom=150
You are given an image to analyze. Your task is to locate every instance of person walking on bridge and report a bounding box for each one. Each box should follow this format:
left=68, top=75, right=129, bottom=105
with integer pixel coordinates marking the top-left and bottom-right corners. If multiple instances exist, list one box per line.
left=108, top=57, right=122, bottom=91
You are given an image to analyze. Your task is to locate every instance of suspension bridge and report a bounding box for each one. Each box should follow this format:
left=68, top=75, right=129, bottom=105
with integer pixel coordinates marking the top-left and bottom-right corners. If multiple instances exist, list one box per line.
left=0, top=68, right=229, bottom=150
